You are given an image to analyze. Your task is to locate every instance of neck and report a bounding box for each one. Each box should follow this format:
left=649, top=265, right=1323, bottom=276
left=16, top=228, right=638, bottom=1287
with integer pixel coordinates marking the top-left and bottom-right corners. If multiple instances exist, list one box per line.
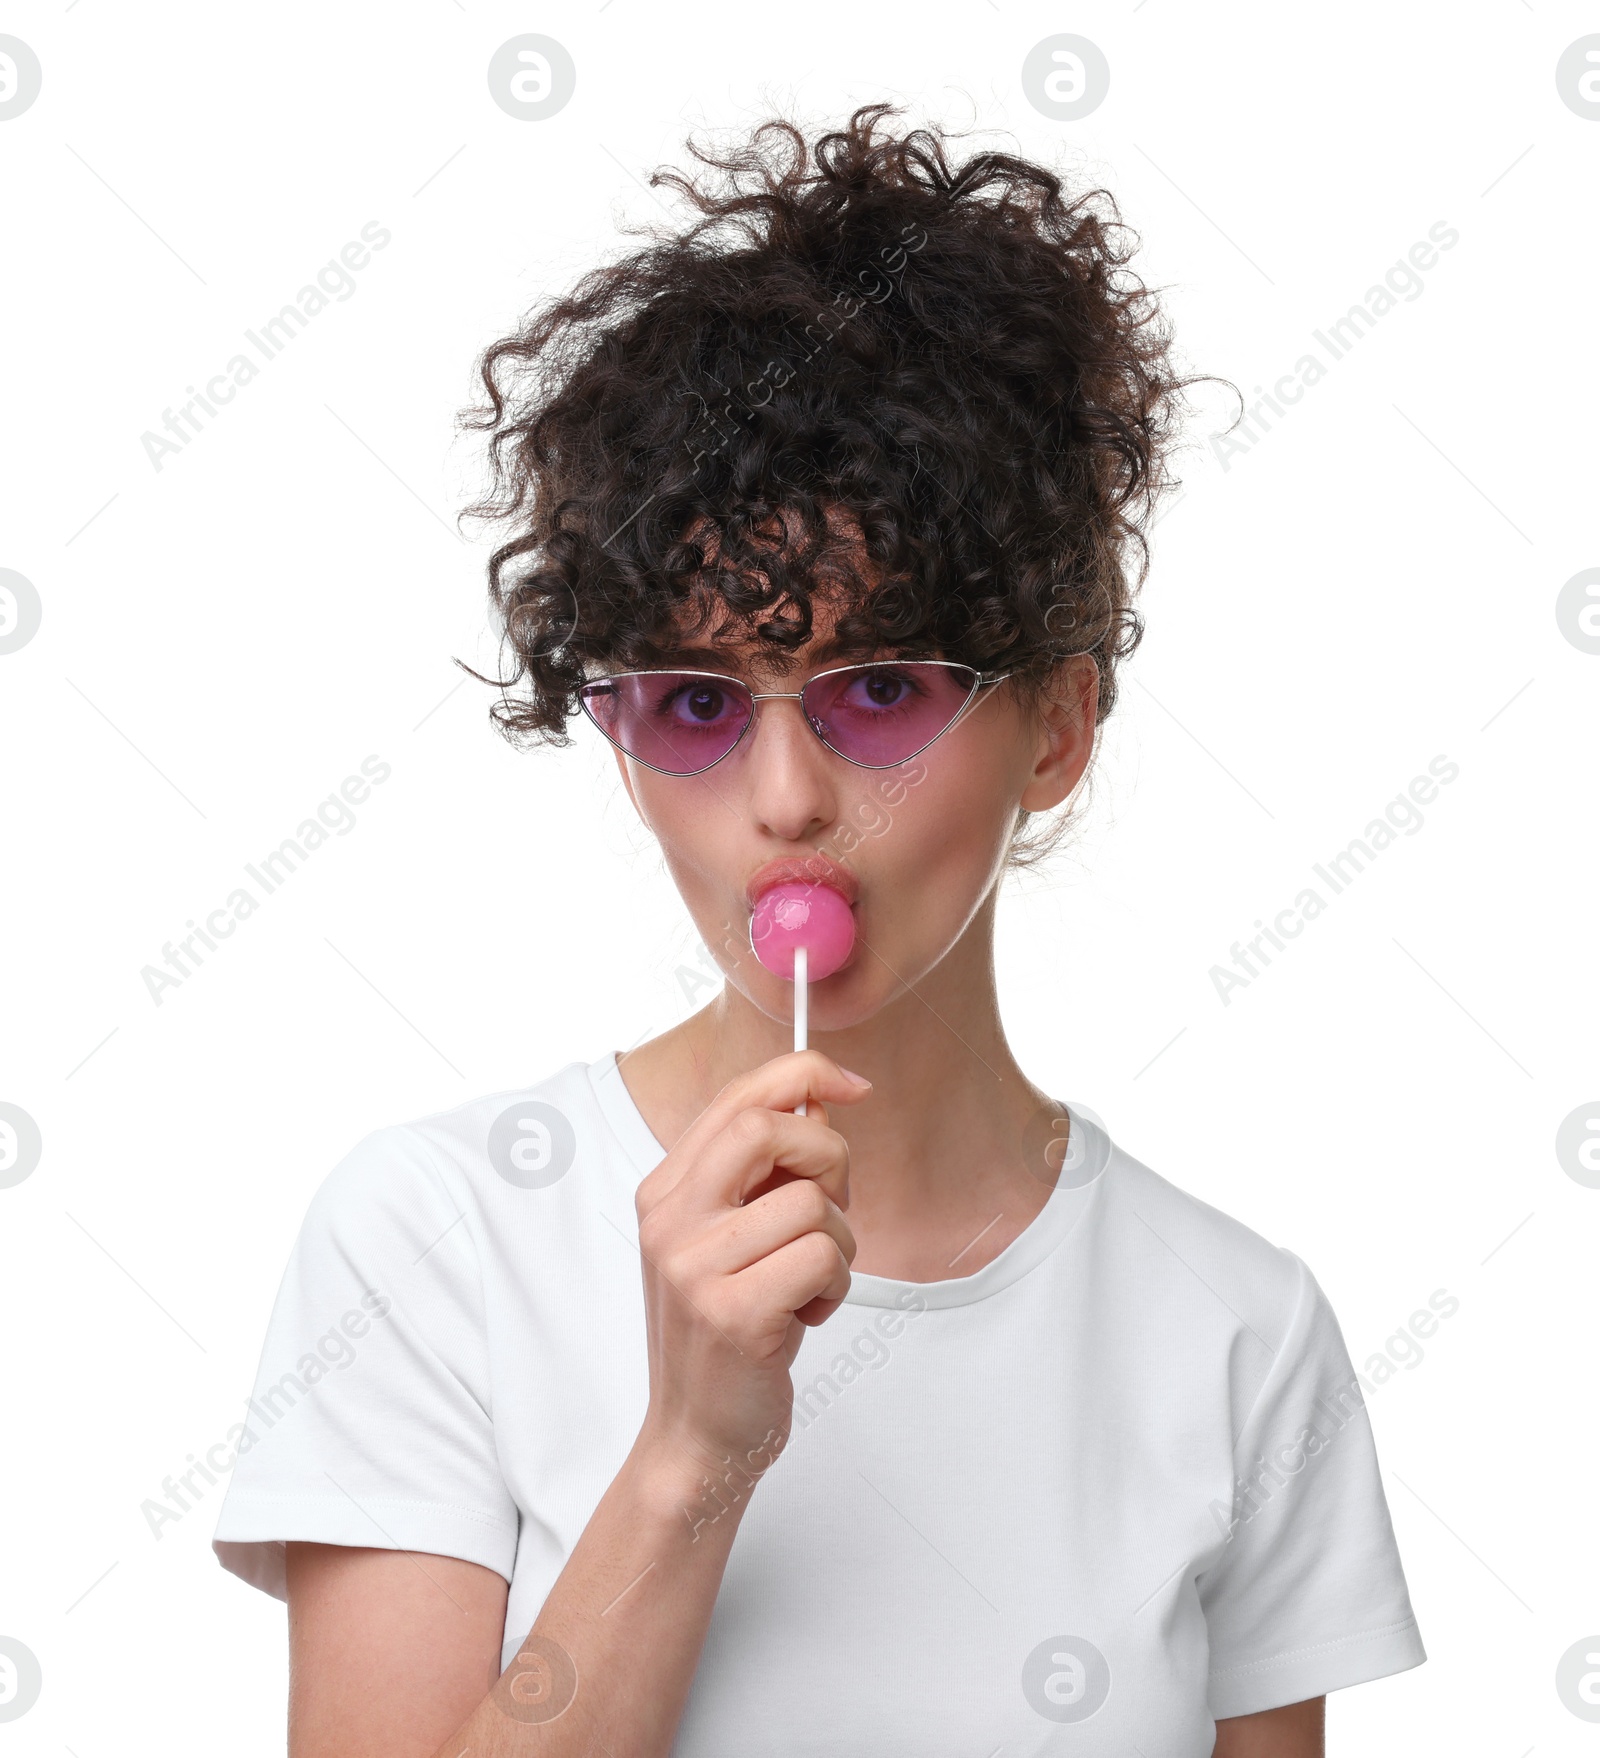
left=617, top=889, right=1062, bottom=1281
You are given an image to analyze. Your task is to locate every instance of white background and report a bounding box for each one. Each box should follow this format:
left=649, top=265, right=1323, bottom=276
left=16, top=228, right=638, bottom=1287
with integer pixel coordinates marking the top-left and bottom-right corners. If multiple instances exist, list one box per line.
left=2, top=1, right=1596, bottom=1751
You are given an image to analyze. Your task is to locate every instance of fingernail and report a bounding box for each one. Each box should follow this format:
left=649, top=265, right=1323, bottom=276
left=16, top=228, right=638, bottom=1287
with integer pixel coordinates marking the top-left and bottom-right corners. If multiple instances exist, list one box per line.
left=840, top=1066, right=872, bottom=1088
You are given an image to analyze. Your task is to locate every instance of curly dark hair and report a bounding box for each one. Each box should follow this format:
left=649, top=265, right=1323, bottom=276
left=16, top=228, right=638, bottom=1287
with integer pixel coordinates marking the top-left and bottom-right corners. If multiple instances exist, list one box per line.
left=457, top=102, right=1206, bottom=864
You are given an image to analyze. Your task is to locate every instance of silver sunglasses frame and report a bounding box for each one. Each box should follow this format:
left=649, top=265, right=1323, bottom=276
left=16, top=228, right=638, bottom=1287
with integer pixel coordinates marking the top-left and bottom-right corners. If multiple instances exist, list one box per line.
left=578, top=659, right=1017, bottom=778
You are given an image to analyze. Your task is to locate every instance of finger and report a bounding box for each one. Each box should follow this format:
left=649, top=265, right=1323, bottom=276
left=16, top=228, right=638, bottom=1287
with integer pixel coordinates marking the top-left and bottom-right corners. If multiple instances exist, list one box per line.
left=687, top=1106, right=851, bottom=1216
left=728, top=1229, right=852, bottom=1334
left=793, top=1291, right=847, bottom=1328
left=703, top=1174, right=856, bottom=1278
left=647, top=1051, right=871, bottom=1199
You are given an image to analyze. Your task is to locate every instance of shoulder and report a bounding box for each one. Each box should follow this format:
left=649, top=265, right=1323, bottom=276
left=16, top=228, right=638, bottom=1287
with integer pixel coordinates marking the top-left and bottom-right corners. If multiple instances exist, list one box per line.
left=300, top=1057, right=615, bottom=1255
left=1095, top=1131, right=1315, bottom=1360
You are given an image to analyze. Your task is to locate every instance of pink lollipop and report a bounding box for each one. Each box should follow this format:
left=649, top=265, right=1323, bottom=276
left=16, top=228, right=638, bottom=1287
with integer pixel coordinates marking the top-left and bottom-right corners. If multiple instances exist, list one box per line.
left=750, top=881, right=857, bottom=1118
left=749, top=881, right=856, bottom=982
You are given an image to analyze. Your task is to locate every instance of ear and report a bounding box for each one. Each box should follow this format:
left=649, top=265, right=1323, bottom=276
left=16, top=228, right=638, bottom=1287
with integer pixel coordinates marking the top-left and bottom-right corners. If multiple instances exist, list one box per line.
left=1019, top=654, right=1099, bottom=812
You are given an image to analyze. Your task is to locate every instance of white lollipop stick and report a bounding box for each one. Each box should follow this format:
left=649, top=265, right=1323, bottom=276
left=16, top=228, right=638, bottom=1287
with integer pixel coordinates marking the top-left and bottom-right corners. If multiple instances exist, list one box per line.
left=793, top=943, right=808, bottom=1117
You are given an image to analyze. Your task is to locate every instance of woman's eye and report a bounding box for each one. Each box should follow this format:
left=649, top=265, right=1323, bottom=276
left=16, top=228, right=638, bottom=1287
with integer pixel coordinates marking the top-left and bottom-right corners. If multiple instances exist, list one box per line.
left=665, top=685, right=729, bottom=723
left=849, top=669, right=912, bottom=710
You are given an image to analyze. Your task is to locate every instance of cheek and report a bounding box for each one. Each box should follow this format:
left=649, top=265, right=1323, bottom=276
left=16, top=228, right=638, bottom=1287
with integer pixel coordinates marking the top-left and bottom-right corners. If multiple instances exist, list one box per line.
left=628, top=774, right=743, bottom=905
left=834, top=750, right=1014, bottom=869
left=630, top=767, right=726, bottom=846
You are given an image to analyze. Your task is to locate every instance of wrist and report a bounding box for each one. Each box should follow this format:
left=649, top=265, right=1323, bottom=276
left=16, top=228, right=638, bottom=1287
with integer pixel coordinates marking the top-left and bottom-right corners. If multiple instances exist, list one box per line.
left=628, top=1422, right=786, bottom=1542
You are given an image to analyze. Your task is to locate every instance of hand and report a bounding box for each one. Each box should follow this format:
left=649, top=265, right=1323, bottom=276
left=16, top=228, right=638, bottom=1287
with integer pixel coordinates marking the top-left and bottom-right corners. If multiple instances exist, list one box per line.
left=632, top=1049, right=870, bottom=1489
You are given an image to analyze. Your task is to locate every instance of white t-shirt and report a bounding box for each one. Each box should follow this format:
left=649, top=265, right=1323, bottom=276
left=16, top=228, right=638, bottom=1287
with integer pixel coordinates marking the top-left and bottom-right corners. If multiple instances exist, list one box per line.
left=213, top=1052, right=1424, bottom=1750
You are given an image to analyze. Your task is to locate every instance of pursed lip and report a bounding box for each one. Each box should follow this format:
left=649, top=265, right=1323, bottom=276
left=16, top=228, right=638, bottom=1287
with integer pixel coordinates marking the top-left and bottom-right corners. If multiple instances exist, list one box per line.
left=744, top=854, right=860, bottom=911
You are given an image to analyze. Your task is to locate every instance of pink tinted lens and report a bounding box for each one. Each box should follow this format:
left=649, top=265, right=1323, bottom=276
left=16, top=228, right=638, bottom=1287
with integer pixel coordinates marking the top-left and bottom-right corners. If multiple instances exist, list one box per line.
left=580, top=672, right=754, bottom=773
left=802, top=663, right=978, bottom=765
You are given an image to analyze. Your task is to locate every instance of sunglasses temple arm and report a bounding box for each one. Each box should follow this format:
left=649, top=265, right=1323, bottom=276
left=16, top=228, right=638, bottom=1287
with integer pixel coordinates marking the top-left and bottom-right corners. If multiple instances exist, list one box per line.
left=944, top=672, right=1009, bottom=737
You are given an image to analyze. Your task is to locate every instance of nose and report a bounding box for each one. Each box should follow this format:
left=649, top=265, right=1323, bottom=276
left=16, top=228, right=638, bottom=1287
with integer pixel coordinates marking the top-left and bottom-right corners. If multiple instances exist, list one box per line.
left=739, top=691, right=839, bottom=842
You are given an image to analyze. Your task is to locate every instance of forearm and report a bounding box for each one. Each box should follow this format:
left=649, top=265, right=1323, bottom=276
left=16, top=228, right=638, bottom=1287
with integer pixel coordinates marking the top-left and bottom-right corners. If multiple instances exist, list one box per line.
left=428, top=1432, right=756, bottom=1758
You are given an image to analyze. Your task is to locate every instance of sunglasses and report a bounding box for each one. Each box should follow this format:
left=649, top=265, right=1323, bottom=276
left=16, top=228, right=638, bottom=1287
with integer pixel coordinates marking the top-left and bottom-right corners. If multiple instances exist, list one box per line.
left=578, top=660, right=1016, bottom=777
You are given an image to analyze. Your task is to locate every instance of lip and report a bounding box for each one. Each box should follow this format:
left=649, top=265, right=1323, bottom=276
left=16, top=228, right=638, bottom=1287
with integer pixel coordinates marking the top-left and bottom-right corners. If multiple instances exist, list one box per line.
left=744, top=854, right=860, bottom=911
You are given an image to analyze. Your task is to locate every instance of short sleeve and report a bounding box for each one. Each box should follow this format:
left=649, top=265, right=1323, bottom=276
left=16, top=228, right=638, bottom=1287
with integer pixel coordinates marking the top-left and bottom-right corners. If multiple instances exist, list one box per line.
left=1198, top=1252, right=1426, bottom=1718
left=211, top=1125, right=518, bottom=1600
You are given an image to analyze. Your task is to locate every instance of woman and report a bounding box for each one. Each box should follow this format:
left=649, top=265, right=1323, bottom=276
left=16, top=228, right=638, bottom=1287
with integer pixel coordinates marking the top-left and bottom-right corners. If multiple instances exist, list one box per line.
left=213, top=106, right=1424, bottom=1755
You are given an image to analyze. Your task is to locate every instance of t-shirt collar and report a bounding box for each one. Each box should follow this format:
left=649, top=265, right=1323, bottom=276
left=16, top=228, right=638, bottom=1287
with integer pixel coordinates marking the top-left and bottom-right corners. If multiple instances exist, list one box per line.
left=587, top=1049, right=1110, bottom=1309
